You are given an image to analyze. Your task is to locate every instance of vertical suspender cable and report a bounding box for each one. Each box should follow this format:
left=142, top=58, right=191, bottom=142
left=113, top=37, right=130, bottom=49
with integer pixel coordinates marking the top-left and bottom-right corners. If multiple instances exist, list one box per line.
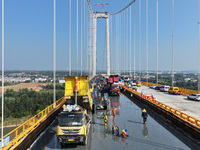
left=139, top=0, right=141, bottom=80
left=115, top=15, right=118, bottom=73
left=77, top=0, right=79, bottom=76
left=119, top=14, right=121, bottom=74
left=130, top=6, right=132, bottom=77
left=146, top=0, right=148, bottom=83
left=53, top=0, right=56, bottom=108
left=69, top=0, right=71, bottom=76
left=81, top=0, right=82, bottom=76
left=126, top=9, right=128, bottom=75
left=172, top=0, right=174, bottom=86
left=83, top=0, right=85, bottom=73
left=120, top=14, right=121, bottom=74
left=125, top=10, right=127, bottom=74
left=124, top=12, right=125, bottom=75
left=156, top=0, right=158, bottom=85
left=110, top=16, right=111, bottom=73
left=88, top=7, right=90, bottom=76
left=134, top=3, right=136, bottom=80
left=1, top=0, right=4, bottom=147
left=198, top=0, right=200, bottom=91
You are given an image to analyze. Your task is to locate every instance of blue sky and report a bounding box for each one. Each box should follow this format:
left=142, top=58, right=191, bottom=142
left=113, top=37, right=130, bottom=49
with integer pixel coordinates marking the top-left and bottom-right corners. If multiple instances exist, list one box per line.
left=0, top=0, right=198, bottom=72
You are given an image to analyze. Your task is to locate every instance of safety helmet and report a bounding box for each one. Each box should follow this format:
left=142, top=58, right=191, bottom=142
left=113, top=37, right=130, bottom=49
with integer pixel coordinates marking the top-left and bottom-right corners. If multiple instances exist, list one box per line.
left=142, top=109, right=146, bottom=112
left=125, top=129, right=128, bottom=132
left=103, top=113, right=105, bottom=115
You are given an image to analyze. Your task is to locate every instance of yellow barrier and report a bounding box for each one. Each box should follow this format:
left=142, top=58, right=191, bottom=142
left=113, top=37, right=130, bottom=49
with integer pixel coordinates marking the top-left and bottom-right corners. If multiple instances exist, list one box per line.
left=121, top=85, right=200, bottom=129
left=1, top=97, right=66, bottom=150
left=138, top=81, right=200, bottom=95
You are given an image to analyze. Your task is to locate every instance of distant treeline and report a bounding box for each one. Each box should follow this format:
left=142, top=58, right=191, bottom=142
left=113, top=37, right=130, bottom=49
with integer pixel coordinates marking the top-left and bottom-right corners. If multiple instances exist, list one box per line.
left=0, top=81, right=19, bottom=87
left=141, top=76, right=198, bottom=91
left=0, top=84, right=64, bottom=120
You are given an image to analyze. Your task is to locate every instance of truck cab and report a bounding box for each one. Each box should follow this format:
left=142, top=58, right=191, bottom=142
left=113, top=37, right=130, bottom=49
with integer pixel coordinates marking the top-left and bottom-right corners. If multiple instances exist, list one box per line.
left=57, top=107, right=91, bottom=145
left=110, top=84, right=120, bottom=96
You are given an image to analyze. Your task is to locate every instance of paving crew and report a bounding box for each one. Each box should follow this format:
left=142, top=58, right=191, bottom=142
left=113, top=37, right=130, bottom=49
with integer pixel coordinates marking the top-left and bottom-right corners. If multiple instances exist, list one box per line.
left=141, top=109, right=148, bottom=124
left=112, top=105, right=116, bottom=116
left=121, top=129, right=128, bottom=138
left=103, top=113, right=108, bottom=126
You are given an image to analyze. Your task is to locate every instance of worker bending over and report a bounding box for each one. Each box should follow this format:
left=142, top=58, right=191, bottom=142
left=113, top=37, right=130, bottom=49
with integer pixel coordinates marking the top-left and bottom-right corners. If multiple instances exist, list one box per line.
left=121, top=129, right=128, bottom=138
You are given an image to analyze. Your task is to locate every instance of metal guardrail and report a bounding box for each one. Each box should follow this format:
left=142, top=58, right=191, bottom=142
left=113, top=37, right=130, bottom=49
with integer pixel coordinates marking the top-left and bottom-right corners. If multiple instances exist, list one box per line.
left=0, top=97, right=66, bottom=150
left=121, top=85, right=200, bottom=129
left=139, top=81, right=200, bottom=95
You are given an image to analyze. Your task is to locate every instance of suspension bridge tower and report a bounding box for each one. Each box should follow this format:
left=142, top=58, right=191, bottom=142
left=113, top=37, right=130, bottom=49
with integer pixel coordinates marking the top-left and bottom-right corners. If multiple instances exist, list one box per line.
left=93, top=11, right=110, bottom=76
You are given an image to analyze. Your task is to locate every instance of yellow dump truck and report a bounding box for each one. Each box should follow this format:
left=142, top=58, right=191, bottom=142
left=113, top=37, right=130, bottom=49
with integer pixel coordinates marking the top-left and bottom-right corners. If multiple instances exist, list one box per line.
left=57, top=76, right=93, bottom=145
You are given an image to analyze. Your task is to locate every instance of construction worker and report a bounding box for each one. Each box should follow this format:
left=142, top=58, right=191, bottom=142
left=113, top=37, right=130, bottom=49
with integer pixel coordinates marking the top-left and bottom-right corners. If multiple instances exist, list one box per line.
left=103, top=113, right=108, bottom=126
left=62, top=104, right=66, bottom=110
left=141, top=109, right=148, bottom=124
left=121, top=129, right=128, bottom=138
left=106, top=109, right=109, bottom=115
left=112, top=105, right=116, bottom=116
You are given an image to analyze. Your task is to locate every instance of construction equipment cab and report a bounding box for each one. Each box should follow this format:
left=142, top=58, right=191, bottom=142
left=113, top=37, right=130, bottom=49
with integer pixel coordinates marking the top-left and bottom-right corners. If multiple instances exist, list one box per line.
left=110, top=84, right=120, bottom=96
left=168, top=87, right=181, bottom=95
left=109, top=75, right=120, bottom=96
left=57, top=105, right=91, bottom=145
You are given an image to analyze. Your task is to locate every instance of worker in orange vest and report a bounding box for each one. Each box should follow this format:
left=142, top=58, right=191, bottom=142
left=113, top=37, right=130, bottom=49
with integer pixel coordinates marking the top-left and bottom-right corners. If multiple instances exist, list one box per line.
left=112, top=105, right=116, bottom=116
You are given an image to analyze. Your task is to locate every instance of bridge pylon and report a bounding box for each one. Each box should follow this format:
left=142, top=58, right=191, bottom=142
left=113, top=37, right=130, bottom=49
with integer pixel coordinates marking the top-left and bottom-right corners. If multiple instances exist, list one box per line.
left=93, top=12, right=110, bottom=76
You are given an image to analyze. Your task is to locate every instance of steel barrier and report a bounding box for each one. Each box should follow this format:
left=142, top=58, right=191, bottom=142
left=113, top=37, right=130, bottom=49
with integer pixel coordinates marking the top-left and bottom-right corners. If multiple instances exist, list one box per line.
left=121, top=85, right=200, bottom=129
left=0, top=97, right=66, bottom=150
left=138, top=81, right=200, bottom=95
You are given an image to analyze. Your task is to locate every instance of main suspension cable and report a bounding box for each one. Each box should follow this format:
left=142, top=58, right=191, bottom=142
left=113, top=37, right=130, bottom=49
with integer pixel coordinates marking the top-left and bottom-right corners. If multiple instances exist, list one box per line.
left=110, top=0, right=136, bottom=16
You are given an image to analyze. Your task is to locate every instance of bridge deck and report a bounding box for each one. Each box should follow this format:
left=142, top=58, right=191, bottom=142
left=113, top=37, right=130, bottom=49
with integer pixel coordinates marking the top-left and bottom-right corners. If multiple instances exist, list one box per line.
left=137, top=86, right=200, bottom=120
left=30, top=81, right=200, bottom=150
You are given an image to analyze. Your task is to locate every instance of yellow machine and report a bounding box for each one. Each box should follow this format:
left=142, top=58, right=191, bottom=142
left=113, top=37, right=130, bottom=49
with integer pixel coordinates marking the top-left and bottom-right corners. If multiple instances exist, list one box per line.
left=57, top=76, right=93, bottom=145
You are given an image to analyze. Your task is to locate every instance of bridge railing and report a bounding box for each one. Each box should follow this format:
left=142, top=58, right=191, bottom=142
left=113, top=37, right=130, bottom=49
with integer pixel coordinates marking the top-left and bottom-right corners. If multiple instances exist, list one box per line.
left=139, top=81, right=200, bottom=95
left=121, top=85, right=200, bottom=129
left=0, top=97, right=66, bottom=150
